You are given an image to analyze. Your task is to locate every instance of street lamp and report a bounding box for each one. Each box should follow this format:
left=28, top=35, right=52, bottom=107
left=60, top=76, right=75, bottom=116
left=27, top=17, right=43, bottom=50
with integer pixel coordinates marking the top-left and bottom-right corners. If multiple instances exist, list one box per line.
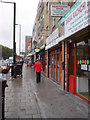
left=0, top=1, right=16, bottom=64
left=15, top=24, right=21, bottom=60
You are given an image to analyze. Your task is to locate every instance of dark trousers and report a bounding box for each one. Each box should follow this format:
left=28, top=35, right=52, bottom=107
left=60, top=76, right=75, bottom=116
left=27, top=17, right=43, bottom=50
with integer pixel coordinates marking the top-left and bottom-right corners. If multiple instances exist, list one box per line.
left=36, top=72, right=41, bottom=83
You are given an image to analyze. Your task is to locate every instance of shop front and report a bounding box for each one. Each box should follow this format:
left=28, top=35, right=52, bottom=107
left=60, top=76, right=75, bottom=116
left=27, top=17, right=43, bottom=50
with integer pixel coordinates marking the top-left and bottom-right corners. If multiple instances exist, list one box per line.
left=58, top=0, right=90, bottom=102
left=67, top=29, right=90, bottom=102
left=47, top=44, right=63, bottom=87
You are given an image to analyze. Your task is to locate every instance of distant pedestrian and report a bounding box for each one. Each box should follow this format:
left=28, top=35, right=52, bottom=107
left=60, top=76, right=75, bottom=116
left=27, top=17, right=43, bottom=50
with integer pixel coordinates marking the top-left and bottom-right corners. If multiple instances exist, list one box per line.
left=34, top=56, right=42, bottom=83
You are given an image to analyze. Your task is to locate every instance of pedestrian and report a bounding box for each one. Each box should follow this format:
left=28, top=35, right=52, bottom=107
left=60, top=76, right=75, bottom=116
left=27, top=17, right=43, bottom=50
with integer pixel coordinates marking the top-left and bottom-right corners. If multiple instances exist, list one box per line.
left=34, top=56, right=42, bottom=83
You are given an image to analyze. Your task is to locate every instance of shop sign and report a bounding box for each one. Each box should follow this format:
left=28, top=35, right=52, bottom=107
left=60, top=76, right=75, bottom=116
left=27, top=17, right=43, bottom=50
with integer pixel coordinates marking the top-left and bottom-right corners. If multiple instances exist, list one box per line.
left=45, top=37, right=59, bottom=50
left=51, top=5, right=70, bottom=17
left=81, top=64, right=87, bottom=71
left=46, top=28, right=59, bottom=46
left=35, top=48, right=40, bottom=52
left=58, top=0, right=90, bottom=39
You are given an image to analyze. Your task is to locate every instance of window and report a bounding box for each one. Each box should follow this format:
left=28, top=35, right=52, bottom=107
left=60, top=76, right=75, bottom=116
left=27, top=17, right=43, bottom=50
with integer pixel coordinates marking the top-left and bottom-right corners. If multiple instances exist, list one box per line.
left=46, top=2, right=49, bottom=12
left=53, top=17, right=55, bottom=27
left=46, top=26, right=49, bottom=30
left=59, top=0, right=62, bottom=5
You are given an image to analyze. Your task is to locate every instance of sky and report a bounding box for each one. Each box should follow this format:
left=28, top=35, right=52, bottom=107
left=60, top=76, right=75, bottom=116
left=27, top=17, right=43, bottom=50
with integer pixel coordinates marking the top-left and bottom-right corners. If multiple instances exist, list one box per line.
left=0, top=0, right=39, bottom=54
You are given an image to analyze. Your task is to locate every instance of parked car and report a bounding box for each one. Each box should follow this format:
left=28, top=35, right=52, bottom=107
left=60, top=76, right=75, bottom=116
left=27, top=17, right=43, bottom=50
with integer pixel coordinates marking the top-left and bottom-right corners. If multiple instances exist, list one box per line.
left=1, top=62, right=10, bottom=74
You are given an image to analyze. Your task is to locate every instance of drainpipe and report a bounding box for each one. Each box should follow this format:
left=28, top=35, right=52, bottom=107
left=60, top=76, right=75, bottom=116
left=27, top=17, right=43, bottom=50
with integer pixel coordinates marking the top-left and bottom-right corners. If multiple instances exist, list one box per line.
left=64, top=41, right=65, bottom=90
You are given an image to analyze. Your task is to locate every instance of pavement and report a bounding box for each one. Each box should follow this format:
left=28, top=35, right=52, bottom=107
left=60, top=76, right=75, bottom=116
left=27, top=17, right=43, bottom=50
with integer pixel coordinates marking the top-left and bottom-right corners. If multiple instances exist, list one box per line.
left=4, top=63, right=89, bottom=119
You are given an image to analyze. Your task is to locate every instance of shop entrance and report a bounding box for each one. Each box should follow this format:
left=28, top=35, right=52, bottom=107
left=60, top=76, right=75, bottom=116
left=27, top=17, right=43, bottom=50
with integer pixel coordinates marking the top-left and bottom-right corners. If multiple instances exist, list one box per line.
left=69, top=42, right=75, bottom=94
left=57, top=51, right=59, bottom=83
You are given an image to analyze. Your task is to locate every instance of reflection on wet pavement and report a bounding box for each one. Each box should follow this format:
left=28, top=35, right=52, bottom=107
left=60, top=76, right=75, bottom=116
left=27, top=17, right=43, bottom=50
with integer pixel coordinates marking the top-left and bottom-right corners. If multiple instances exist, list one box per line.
left=5, top=64, right=88, bottom=119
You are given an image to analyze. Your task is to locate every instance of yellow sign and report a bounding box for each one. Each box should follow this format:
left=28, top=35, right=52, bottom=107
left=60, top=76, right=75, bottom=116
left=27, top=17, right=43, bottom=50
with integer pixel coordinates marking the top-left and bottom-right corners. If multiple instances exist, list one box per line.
left=35, top=48, right=40, bottom=52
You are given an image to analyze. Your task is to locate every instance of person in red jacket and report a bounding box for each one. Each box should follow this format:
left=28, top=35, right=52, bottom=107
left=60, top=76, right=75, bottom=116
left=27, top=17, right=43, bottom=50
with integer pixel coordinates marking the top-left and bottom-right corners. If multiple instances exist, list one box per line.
left=34, top=56, right=42, bottom=83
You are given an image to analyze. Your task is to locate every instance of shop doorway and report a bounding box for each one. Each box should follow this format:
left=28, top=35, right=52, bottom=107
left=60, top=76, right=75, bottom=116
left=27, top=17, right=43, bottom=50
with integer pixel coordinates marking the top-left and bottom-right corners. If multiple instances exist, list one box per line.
left=57, top=52, right=59, bottom=83
left=54, top=53, right=56, bottom=80
left=69, top=42, right=75, bottom=94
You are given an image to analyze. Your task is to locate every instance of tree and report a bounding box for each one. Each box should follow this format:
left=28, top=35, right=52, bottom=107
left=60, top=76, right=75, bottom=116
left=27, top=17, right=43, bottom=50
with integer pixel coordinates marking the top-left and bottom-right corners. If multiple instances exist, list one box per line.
left=0, top=44, right=13, bottom=60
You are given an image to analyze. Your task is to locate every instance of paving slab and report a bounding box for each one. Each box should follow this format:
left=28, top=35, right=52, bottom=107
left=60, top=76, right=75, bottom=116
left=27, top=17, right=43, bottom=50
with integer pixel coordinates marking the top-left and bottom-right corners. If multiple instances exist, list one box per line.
left=5, top=64, right=89, bottom=119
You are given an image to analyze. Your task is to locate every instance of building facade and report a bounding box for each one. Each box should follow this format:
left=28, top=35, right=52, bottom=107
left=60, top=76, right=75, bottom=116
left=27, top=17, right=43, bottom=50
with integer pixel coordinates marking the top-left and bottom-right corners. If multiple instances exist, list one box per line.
left=25, top=36, right=32, bottom=56
left=36, top=0, right=66, bottom=75
left=46, top=0, right=90, bottom=103
left=32, top=0, right=90, bottom=102
left=32, top=18, right=37, bottom=63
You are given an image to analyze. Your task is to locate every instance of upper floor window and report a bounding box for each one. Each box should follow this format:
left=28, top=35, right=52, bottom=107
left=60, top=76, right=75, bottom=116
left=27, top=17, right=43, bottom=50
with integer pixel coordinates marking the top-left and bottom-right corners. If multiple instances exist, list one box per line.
left=59, top=0, right=62, bottom=5
left=53, top=17, right=55, bottom=27
left=46, top=2, right=49, bottom=12
left=46, top=26, right=49, bottom=31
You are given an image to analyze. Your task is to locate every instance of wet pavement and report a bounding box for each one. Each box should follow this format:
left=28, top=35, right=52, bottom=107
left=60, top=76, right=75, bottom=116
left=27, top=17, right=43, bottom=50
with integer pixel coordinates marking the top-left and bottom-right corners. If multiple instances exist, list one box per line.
left=4, top=63, right=89, bottom=119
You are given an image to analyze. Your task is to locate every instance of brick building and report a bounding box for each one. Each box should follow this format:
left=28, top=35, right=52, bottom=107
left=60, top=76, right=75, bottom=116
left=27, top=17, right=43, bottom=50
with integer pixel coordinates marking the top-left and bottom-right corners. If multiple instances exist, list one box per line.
left=25, top=36, right=32, bottom=56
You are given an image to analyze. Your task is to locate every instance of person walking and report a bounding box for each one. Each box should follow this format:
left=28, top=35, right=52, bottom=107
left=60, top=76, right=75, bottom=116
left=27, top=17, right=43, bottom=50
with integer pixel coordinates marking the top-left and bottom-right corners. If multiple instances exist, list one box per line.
left=34, top=56, right=42, bottom=83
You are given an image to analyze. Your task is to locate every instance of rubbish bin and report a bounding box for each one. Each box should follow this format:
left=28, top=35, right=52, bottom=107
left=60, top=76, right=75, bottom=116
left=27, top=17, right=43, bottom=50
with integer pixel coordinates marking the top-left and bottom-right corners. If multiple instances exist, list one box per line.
left=0, top=79, right=8, bottom=120
left=13, top=63, right=22, bottom=78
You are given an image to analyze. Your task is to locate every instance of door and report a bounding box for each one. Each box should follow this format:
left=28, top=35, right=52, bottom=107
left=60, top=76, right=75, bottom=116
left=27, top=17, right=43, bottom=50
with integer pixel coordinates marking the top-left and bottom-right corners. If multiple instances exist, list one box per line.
left=54, top=53, right=56, bottom=80
left=57, top=52, right=59, bottom=83
left=69, top=42, right=76, bottom=94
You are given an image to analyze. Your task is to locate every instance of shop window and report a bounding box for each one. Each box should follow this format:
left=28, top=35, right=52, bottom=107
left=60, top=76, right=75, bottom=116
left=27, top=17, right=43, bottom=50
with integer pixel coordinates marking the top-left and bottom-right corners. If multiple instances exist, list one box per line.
left=76, top=39, right=90, bottom=100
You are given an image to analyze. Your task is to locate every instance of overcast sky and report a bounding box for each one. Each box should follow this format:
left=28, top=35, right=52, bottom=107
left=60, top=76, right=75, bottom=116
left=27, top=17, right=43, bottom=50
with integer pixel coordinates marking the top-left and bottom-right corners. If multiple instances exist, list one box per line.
left=0, top=0, right=39, bottom=54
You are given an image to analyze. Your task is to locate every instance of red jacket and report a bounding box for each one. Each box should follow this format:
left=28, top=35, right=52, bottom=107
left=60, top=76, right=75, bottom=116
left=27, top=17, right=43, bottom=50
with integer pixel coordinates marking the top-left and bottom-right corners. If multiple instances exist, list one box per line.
left=34, top=61, right=42, bottom=72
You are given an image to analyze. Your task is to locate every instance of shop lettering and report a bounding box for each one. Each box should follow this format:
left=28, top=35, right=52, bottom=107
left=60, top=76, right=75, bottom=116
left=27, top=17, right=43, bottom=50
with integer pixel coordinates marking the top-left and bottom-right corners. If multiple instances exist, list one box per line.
left=66, top=15, right=73, bottom=25
left=66, top=2, right=86, bottom=26
left=84, top=19, right=89, bottom=25
left=73, top=2, right=86, bottom=18
left=71, top=23, right=83, bottom=33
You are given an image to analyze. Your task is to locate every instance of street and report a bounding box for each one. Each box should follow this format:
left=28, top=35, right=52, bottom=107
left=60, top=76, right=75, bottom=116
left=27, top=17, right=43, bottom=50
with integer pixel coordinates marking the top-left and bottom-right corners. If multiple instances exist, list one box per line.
left=5, top=63, right=88, bottom=119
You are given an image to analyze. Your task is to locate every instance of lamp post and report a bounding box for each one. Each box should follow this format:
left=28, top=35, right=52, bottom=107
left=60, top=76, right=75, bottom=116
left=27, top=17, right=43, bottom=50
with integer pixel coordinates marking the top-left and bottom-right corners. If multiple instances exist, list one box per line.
left=15, top=24, right=21, bottom=61
left=0, top=1, right=16, bottom=64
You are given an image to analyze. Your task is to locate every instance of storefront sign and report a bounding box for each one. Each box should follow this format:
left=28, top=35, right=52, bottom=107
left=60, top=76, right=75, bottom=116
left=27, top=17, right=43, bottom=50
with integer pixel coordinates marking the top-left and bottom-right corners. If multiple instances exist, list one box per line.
left=58, top=0, right=90, bottom=39
left=35, top=48, right=40, bottom=52
left=45, top=37, right=59, bottom=50
left=51, top=5, right=70, bottom=17
left=81, top=64, right=87, bottom=70
left=46, top=28, right=59, bottom=46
